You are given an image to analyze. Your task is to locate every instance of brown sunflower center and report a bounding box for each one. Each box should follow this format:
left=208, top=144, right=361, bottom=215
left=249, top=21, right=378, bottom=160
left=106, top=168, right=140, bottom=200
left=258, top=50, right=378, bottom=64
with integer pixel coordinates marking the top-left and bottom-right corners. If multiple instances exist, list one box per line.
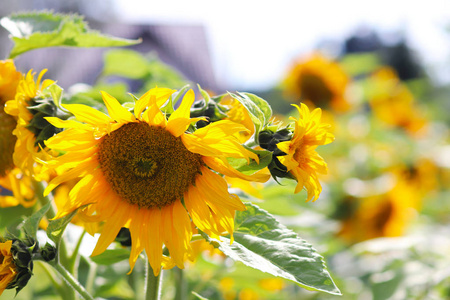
left=299, top=73, right=333, bottom=106
left=97, top=121, right=203, bottom=209
left=0, top=105, right=17, bottom=177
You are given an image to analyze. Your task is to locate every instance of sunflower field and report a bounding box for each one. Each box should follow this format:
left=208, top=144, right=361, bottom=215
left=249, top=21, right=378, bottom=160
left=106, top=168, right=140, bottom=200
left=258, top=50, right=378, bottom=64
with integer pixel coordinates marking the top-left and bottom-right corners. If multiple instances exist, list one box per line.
left=0, top=8, right=449, bottom=300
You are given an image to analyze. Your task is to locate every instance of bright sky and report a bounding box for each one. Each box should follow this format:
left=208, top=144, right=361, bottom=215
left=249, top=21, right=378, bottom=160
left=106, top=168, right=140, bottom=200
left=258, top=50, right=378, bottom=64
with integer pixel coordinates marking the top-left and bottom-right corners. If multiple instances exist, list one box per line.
left=112, top=0, right=450, bottom=90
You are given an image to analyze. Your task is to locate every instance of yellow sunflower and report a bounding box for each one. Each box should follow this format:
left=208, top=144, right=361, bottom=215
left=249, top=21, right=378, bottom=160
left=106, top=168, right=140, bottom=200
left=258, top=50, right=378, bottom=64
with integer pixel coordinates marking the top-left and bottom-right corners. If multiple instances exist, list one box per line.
left=43, top=87, right=270, bottom=275
left=0, top=240, right=17, bottom=296
left=338, top=173, right=422, bottom=243
left=276, top=103, right=334, bottom=201
left=5, top=69, right=56, bottom=179
left=283, top=52, right=351, bottom=112
left=368, top=67, right=427, bottom=135
left=0, top=60, right=35, bottom=208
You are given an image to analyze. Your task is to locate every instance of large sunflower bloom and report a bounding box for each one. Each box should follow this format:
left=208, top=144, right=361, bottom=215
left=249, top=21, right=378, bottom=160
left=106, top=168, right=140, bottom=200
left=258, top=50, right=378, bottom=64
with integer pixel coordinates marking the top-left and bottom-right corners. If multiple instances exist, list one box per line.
left=276, top=103, right=334, bottom=201
left=44, top=88, right=269, bottom=275
left=0, top=240, right=17, bottom=296
left=283, top=52, right=350, bottom=112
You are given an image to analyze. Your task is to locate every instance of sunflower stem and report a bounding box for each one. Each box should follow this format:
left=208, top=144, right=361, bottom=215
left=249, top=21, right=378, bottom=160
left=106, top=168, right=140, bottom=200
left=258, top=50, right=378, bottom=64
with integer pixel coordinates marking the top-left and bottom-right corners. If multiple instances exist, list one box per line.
left=52, top=262, right=95, bottom=300
left=145, top=259, right=163, bottom=300
left=174, top=267, right=187, bottom=300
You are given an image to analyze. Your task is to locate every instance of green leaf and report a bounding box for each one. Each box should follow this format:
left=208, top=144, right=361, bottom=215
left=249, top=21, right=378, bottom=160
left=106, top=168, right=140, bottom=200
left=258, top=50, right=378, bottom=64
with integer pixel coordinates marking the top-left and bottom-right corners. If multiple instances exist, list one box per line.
left=229, top=92, right=272, bottom=144
left=202, top=203, right=341, bottom=295
left=46, top=83, right=64, bottom=110
left=46, top=207, right=81, bottom=245
left=197, top=84, right=212, bottom=105
left=103, top=49, right=149, bottom=79
left=227, top=148, right=272, bottom=175
left=90, top=248, right=131, bottom=265
left=0, top=11, right=141, bottom=58
left=23, top=202, right=51, bottom=239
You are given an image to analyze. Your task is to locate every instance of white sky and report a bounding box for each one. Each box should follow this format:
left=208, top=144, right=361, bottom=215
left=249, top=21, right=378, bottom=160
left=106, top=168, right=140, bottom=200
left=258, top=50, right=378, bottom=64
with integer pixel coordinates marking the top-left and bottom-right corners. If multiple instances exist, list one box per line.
left=112, top=0, right=450, bottom=90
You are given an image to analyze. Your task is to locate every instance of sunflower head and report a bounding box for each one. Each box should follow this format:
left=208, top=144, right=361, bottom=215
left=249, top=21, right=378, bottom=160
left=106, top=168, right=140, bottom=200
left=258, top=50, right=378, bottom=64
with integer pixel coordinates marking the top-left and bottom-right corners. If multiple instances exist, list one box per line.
left=283, top=52, right=350, bottom=112
left=0, top=238, right=36, bottom=296
left=4, top=69, right=63, bottom=178
left=275, top=103, right=334, bottom=201
left=44, top=87, right=267, bottom=275
left=368, top=67, right=427, bottom=134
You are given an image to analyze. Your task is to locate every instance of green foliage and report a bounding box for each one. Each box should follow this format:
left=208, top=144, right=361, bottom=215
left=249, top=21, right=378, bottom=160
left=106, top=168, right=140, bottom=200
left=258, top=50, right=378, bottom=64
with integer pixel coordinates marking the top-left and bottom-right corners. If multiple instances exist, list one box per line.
left=102, top=49, right=188, bottom=91
left=202, top=203, right=341, bottom=296
left=0, top=11, right=141, bottom=58
left=90, top=249, right=131, bottom=265
left=22, top=202, right=50, bottom=239
left=227, top=148, right=272, bottom=175
left=46, top=209, right=79, bottom=246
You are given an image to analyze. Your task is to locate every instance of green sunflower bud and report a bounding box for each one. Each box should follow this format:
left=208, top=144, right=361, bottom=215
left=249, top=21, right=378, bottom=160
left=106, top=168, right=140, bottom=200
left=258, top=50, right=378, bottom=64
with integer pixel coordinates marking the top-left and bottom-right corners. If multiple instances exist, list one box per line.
left=39, top=243, right=57, bottom=262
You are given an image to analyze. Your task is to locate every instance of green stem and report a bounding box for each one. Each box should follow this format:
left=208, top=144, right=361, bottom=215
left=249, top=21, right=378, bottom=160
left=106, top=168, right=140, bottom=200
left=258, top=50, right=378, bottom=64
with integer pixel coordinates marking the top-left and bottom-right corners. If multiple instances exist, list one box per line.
left=174, top=268, right=186, bottom=300
left=52, top=263, right=95, bottom=300
left=34, top=181, right=56, bottom=219
left=145, top=260, right=162, bottom=300
left=68, top=230, right=86, bottom=273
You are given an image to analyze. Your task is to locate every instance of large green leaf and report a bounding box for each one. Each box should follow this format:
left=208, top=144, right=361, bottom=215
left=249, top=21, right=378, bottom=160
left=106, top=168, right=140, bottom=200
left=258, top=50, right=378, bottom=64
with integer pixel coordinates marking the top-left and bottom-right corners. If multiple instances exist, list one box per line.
left=202, top=203, right=341, bottom=295
left=102, top=49, right=149, bottom=79
left=46, top=207, right=81, bottom=246
left=0, top=11, right=141, bottom=58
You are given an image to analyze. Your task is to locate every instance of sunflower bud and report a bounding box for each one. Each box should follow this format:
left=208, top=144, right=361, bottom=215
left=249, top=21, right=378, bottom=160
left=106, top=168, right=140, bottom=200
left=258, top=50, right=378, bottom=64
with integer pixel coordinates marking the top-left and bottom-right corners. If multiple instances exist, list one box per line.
left=191, top=98, right=228, bottom=128
left=0, top=238, right=36, bottom=296
left=39, top=243, right=57, bottom=262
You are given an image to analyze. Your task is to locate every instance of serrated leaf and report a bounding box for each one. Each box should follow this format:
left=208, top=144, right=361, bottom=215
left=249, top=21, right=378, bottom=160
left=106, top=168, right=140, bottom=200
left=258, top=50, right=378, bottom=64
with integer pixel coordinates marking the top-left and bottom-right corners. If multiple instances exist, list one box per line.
left=90, top=248, right=131, bottom=265
left=227, top=149, right=272, bottom=175
left=1, top=11, right=141, bottom=58
left=202, top=203, right=341, bottom=295
left=23, top=202, right=51, bottom=239
left=229, top=92, right=272, bottom=144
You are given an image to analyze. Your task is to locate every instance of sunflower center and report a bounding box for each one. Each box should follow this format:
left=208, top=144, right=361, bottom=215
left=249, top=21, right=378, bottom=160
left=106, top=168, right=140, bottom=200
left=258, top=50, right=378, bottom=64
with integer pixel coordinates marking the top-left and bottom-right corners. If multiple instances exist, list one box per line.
left=0, top=106, right=17, bottom=177
left=299, top=73, right=333, bottom=106
left=97, top=121, right=203, bottom=209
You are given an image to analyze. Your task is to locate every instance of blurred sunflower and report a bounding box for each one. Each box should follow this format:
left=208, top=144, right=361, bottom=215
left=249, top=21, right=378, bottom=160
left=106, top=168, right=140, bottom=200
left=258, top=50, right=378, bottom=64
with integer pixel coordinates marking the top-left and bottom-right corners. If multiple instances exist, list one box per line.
left=276, top=103, right=334, bottom=201
left=0, top=60, right=35, bottom=208
left=338, top=173, right=422, bottom=243
left=43, top=87, right=270, bottom=275
left=368, top=67, right=427, bottom=135
left=283, top=52, right=351, bottom=112
left=0, top=240, right=16, bottom=296
left=1, top=68, right=58, bottom=208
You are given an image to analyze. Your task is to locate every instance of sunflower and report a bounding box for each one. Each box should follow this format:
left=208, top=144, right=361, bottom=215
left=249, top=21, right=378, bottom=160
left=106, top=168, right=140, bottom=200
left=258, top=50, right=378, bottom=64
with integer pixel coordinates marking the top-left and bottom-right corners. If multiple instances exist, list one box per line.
left=5, top=69, right=57, bottom=179
left=275, top=103, right=334, bottom=201
left=368, top=67, right=427, bottom=135
left=338, top=173, right=422, bottom=243
left=43, top=87, right=270, bottom=275
left=0, top=60, right=35, bottom=208
left=283, top=52, right=350, bottom=112
left=0, top=240, right=17, bottom=296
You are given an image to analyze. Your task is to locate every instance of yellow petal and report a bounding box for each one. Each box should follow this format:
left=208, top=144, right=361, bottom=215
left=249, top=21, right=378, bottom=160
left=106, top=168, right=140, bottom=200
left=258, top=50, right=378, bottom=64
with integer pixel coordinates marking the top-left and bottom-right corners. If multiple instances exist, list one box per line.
left=168, top=89, right=195, bottom=121
left=101, top=91, right=136, bottom=123
left=63, top=104, right=111, bottom=125
left=166, top=117, right=205, bottom=137
left=203, top=156, right=270, bottom=183
left=91, top=202, right=130, bottom=257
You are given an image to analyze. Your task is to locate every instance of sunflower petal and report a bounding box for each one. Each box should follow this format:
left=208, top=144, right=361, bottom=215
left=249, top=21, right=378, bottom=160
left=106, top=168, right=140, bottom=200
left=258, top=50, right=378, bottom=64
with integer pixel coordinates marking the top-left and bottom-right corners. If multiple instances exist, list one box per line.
left=101, top=91, right=136, bottom=123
